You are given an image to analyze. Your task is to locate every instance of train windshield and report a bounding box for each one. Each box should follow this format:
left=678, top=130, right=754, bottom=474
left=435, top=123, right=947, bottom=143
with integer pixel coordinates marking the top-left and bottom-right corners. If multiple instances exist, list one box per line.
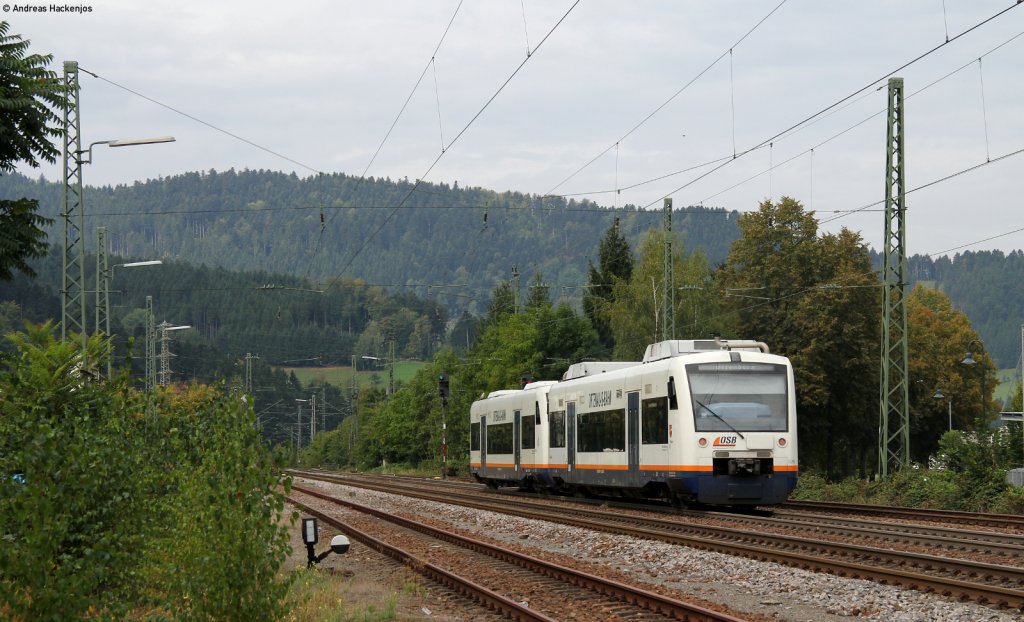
left=685, top=362, right=788, bottom=432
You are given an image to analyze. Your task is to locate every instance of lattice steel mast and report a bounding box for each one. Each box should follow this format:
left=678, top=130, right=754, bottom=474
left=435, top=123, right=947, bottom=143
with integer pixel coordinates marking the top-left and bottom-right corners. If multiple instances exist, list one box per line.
left=878, top=77, right=910, bottom=477
left=662, top=198, right=675, bottom=341
left=61, top=61, right=86, bottom=345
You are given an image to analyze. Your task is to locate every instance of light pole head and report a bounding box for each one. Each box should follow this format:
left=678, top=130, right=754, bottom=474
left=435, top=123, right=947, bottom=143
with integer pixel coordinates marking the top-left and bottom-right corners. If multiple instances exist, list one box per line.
left=107, top=136, right=176, bottom=147
left=961, top=352, right=977, bottom=366
left=120, top=260, right=162, bottom=268
left=933, top=389, right=944, bottom=400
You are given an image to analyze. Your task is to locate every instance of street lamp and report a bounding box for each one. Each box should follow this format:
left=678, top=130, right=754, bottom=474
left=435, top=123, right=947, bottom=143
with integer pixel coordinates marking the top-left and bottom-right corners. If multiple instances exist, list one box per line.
left=79, top=136, right=176, bottom=165
left=961, top=339, right=988, bottom=420
left=294, top=398, right=309, bottom=457
left=61, top=124, right=175, bottom=346
left=933, top=388, right=953, bottom=431
left=157, top=323, right=190, bottom=386
left=362, top=353, right=394, bottom=395
left=95, top=252, right=162, bottom=377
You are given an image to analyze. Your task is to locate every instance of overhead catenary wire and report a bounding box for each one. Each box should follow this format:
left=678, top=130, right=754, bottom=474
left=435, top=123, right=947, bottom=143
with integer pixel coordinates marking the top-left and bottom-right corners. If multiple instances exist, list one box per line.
left=544, top=0, right=789, bottom=197
left=322, top=1, right=582, bottom=294
left=697, top=28, right=1024, bottom=210
left=549, top=23, right=1024, bottom=209
left=306, top=0, right=465, bottom=278
left=818, top=145, right=1024, bottom=225
left=79, top=67, right=324, bottom=177
left=636, top=2, right=1022, bottom=211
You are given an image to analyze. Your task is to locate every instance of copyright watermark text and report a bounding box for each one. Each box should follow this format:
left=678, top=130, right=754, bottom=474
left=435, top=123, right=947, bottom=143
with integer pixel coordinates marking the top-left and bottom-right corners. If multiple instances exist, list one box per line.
left=3, top=4, right=94, bottom=13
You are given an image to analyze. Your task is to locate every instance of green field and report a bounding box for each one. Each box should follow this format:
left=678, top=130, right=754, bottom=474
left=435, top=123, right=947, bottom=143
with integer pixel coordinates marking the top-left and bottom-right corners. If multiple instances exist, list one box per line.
left=277, top=360, right=425, bottom=390
left=997, top=369, right=1022, bottom=404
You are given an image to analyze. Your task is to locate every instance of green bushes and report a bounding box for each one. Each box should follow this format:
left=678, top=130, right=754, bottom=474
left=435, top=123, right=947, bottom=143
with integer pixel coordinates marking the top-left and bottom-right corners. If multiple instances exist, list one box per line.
left=0, top=324, right=294, bottom=620
left=793, top=426, right=1024, bottom=512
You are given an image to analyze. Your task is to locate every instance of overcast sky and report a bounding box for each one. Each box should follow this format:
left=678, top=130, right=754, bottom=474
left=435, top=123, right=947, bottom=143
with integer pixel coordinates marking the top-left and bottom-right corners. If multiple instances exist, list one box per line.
left=8, top=0, right=1024, bottom=257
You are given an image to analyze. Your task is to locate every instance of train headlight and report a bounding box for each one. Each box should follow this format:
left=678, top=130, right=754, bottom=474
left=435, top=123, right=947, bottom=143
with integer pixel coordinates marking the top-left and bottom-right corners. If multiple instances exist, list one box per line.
left=777, top=437, right=787, bottom=448
left=698, top=437, right=708, bottom=448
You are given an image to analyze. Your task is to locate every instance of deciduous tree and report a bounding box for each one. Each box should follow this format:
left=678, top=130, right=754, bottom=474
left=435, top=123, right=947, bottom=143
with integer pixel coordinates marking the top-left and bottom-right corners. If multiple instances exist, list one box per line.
left=907, top=284, right=998, bottom=460
left=719, top=197, right=880, bottom=478
left=0, top=22, right=65, bottom=280
left=607, top=229, right=716, bottom=360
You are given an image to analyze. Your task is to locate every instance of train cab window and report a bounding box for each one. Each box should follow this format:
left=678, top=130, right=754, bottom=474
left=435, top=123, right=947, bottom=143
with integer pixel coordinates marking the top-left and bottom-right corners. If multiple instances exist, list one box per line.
left=577, top=409, right=625, bottom=452
left=687, top=362, right=789, bottom=432
left=641, top=397, right=669, bottom=444
left=471, top=422, right=480, bottom=451
left=521, top=412, right=536, bottom=450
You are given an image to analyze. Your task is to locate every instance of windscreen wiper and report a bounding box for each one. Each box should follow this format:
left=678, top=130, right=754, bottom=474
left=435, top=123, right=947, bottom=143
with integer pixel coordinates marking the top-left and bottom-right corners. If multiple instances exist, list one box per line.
left=695, top=400, right=745, bottom=439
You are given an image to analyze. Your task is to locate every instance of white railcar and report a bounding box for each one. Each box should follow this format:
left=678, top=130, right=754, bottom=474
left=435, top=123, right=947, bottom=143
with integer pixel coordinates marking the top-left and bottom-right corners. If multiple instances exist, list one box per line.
left=469, top=339, right=798, bottom=506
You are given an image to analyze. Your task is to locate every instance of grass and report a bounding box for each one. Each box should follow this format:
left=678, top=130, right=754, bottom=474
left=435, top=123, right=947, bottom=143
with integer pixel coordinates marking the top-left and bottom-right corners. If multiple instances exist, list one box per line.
left=283, top=566, right=436, bottom=622
left=285, top=569, right=398, bottom=622
left=996, top=368, right=1022, bottom=405
left=278, top=362, right=425, bottom=390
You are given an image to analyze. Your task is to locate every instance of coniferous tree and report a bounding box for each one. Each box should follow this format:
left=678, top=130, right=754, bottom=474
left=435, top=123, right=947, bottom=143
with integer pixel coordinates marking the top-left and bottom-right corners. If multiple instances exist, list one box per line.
left=583, top=220, right=634, bottom=355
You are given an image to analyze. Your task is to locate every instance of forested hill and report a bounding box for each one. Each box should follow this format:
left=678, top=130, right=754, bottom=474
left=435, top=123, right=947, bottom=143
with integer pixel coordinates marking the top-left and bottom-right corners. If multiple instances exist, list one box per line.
left=3, top=170, right=1022, bottom=366
left=0, top=169, right=740, bottom=316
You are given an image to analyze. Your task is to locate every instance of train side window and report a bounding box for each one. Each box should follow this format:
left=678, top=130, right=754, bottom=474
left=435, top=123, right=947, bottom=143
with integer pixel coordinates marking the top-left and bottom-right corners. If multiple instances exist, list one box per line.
left=641, top=397, right=669, bottom=444
left=549, top=410, right=566, bottom=448
left=471, top=422, right=480, bottom=451
left=577, top=409, right=625, bottom=452
left=487, top=422, right=514, bottom=454
left=667, top=376, right=678, bottom=410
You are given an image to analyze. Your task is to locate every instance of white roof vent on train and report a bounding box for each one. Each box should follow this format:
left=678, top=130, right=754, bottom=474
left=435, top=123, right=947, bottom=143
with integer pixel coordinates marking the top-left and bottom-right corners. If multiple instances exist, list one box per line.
left=561, top=361, right=640, bottom=381
left=642, top=337, right=769, bottom=363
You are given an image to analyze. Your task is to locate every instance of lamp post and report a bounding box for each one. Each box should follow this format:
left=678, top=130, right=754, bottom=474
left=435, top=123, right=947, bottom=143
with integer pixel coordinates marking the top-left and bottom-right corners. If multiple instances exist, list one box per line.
left=932, top=388, right=953, bottom=431
left=961, top=339, right=988, bottom=420
left=95, top=251, right=161, bottom=377
left=157, top=323, right=190, bottom=386
left=362, top=353, right=394, bottom=395
left=60, top=114, right=174, bottom=346
left=294, top=398, right=309, bottom=462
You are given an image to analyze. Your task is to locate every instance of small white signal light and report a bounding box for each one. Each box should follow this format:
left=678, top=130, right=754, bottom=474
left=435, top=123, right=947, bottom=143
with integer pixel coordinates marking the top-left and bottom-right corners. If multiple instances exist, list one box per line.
left=777, top=437, right=787, bottom=447
left=698, top=437, right=708, bottom=448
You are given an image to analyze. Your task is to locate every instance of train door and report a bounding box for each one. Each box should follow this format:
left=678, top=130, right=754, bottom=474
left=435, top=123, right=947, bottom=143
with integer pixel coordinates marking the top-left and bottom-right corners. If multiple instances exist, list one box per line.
left=480, top=416, right=487, bottom=469
left=627, top=391, right=640, bottom=476
left=513, top=409, right=522, bottom=471
left=567, top=401, right=576, bottom=471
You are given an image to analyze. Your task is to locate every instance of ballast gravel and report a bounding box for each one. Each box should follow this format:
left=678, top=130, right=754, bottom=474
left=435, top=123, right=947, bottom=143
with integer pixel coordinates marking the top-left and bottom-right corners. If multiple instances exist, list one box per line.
left=296, top=477, right=1019, bottom=622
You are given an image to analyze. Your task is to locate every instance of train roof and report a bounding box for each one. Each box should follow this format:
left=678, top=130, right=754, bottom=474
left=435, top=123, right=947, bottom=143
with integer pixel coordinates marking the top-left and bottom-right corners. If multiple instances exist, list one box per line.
left=561, top=361, right=640, bottom=380
left=642, top=338, right=769, bottom=362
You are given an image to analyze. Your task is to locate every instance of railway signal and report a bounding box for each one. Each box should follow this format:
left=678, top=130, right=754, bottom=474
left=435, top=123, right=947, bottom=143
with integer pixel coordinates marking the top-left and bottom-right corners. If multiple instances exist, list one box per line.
left=438, top=373, right=450, bottom=406
left=301, top=517, right=350, bottom=568
left=439, top=373, right=450, bottom=479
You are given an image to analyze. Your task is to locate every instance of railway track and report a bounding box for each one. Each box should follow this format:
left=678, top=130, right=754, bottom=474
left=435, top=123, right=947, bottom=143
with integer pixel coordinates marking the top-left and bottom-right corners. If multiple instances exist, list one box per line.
left=289, top=486, right=748, bottom=622
left=289, top=470, right=1024, bottom=611
left=777, top=499, right=1024, bottom=532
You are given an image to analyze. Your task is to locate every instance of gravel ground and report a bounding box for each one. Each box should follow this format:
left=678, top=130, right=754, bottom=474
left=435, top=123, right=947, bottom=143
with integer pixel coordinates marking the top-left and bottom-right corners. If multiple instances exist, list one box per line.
left=294, top=477, right=1021, bottom=622
left=283, top=502, right=505, bottom=621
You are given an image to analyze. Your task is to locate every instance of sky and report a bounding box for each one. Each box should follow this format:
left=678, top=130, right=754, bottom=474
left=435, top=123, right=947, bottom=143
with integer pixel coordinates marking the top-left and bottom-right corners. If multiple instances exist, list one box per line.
left=7, top=0, right=1024, bottom=258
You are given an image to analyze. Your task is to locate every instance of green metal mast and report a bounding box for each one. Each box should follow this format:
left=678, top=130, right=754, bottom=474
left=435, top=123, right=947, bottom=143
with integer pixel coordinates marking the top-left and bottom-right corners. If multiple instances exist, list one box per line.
left=61, top=61, right=86, bottom=345
left=95, top=227, right=108, bottom=336
left=878, top=77, right=910, bottom=477
left=662, top=197, right=674, bottom=341
left=95, top=227, right=111, bottom=376
left=145, top=295, right=156, bottom=393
